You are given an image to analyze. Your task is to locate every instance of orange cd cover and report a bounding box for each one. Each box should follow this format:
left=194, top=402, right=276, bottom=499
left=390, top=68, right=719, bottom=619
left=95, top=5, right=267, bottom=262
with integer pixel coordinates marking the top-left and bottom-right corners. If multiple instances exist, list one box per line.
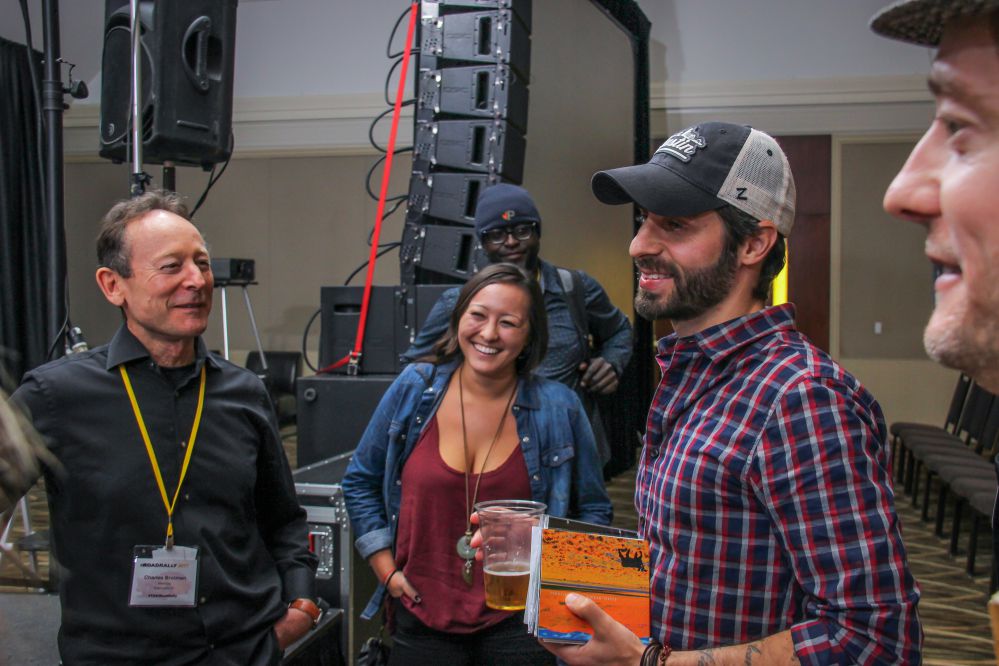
left=526, top=526, right=650, bottom=644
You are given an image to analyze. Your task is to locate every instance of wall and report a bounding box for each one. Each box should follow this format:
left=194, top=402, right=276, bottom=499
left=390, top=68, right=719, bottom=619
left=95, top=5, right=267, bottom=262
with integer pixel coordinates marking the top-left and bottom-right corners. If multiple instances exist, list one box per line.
left=838, top=141, right=932, bottom=359
left=833, top=138, right=959, bottom=425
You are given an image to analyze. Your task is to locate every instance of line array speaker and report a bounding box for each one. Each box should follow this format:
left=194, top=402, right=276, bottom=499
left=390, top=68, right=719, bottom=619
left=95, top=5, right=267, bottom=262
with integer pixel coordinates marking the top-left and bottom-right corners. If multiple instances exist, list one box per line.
left=420, top=9, right=531, bottom=80
left=399, top=0, right=532, bottom=286
left=418, top=64, right=529, bottom=132
left=407, top=171, right=495, bottom=225
left=413, top=119, right=525, bottom=183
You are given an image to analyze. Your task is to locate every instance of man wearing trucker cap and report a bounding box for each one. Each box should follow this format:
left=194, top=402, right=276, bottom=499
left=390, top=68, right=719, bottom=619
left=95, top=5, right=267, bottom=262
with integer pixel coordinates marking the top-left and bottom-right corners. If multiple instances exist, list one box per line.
left=546, top=122, right=921, bottom=665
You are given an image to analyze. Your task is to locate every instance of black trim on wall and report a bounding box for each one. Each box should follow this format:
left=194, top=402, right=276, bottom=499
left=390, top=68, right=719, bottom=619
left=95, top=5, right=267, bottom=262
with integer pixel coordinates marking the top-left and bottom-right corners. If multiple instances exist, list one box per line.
left=589, top=0, right=652, bottom=477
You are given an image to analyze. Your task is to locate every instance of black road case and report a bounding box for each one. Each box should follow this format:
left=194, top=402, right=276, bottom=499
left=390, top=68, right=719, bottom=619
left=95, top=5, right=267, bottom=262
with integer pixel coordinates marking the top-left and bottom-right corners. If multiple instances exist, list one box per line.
left=294, top=451, right=381, bottom=665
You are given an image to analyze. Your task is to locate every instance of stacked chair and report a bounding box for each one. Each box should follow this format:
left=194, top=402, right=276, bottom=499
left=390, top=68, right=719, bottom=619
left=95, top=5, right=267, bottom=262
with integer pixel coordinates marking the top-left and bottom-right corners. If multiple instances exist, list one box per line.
left=891, top=375, right=999, bottom=591
left=245, top=351, right=303, bottom=428
left=891, top=373, right=971, bottom=485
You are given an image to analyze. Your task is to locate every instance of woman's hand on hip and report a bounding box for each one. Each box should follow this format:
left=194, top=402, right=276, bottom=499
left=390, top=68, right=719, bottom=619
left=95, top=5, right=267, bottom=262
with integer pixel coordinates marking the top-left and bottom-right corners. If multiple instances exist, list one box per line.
left=386, top=569, right=422, bottom=604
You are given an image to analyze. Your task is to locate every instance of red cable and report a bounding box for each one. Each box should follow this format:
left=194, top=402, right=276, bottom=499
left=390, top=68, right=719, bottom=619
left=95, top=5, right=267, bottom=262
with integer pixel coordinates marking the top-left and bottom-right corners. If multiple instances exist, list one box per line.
left=319, top=2, right=418, bottom=374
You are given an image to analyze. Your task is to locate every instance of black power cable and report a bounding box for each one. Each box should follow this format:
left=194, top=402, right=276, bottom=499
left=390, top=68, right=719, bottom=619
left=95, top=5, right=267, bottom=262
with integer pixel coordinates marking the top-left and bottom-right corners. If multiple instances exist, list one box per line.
left=301, top=307, right=322, bottom=373
left=386, top=5, right=412, bottom=59
left=190, top=138, right=234, bottom=218
left=343, top=243, right=401, bottom=287
left=364, top=148, right=413, bottom=201
left=368, top=102, right=415, bottom=154
left=384, top=55, right=419, bottom=108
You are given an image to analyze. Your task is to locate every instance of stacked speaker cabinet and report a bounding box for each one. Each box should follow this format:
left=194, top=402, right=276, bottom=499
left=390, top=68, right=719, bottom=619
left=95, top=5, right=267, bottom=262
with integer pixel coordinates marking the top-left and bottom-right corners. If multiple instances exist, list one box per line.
left=400, top=0, right=532, bottom=285
left=99, top=0, right=237, bottom=167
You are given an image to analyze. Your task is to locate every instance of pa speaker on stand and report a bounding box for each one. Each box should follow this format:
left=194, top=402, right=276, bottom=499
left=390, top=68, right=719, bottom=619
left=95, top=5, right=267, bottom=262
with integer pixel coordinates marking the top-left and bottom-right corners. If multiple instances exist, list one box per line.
left=99, top=0, right=237, bottom=169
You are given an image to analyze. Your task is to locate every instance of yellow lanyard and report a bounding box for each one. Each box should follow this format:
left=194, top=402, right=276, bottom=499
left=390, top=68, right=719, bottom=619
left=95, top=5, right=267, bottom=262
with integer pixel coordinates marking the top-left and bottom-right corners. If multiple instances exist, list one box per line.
left=120, top=364, right=206, bottom=548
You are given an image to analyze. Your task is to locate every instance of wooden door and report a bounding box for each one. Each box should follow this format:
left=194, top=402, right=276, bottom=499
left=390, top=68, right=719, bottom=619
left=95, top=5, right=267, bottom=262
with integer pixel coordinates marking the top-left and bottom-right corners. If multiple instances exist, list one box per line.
left=777, top=135, right=831, bottom=353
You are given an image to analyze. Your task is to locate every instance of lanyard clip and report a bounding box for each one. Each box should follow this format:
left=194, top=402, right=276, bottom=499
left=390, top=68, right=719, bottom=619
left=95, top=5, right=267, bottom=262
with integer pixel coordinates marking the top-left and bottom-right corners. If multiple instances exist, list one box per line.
left=165, top=533, right=174, bottom=550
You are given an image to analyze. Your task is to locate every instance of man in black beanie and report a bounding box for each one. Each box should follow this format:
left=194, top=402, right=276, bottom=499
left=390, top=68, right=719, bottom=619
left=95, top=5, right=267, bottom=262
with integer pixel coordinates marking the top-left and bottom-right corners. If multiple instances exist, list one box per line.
left=402, top=184, right=632, bottom=460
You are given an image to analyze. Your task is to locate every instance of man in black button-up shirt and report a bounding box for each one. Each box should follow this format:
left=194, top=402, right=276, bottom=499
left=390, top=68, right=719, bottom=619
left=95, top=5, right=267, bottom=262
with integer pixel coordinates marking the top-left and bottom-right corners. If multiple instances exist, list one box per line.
left=12, top=190, right=317, bottom=665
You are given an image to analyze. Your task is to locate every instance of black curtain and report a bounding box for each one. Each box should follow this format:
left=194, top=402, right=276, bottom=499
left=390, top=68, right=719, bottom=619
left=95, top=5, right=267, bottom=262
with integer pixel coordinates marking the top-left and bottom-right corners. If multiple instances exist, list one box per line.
left=0, top=36, right=47, bottom=387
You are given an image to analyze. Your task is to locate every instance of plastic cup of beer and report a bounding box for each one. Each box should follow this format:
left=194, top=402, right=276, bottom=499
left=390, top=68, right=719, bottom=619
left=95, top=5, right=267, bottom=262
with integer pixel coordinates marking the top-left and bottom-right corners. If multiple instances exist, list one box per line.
left=474, top=499, right=546, bottom=611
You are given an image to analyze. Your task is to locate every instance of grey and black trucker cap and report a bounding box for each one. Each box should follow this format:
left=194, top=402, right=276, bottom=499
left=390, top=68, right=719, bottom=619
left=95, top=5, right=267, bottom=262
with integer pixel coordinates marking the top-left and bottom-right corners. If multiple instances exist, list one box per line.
left=591, top=122, right=797, bottom=236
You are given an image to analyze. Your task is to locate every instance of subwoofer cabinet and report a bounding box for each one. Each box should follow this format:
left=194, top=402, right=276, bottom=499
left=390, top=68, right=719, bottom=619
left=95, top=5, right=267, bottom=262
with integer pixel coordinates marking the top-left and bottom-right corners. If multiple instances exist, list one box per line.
left=294, top=451, right=380, bottom=666
left=296, top=374, right=396, bottom=468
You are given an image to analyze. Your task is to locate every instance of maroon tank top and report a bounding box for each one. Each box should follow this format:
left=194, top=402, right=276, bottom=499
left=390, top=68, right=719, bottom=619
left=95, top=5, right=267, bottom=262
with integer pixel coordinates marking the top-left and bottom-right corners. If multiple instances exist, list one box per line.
left=394, top=414, right=532, bottom=633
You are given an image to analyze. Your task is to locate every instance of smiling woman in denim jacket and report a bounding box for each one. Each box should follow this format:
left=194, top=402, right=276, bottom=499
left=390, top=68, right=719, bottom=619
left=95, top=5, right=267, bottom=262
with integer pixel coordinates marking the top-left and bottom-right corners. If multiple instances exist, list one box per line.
left=342, top=263, right=612, bottom=666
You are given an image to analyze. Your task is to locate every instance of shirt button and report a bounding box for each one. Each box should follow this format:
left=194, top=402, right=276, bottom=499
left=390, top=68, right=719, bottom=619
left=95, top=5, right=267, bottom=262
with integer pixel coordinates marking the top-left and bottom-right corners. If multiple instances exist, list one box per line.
left=396, top=479, right=402, bottom=486
left=522, top=436, right=530, bottom=443
left=415, top=416, right=423, bottom=424
left=512, top=406, right=519, bottom=411
left=180, top=440, right=187, bottom=448
left=391, top=514, right=397, bottom=521
left=532, top=474, right=540, bottom=481
left=200, top=597, right=207, bottom=604
left=184, top=493, right=190, bottom=500
left=552, top=455, right=559, bottom=462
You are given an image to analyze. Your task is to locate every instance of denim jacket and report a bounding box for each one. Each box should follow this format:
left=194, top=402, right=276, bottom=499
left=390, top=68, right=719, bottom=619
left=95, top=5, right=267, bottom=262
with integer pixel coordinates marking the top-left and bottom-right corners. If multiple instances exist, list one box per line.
left=341, top=360, right=613, bottom=619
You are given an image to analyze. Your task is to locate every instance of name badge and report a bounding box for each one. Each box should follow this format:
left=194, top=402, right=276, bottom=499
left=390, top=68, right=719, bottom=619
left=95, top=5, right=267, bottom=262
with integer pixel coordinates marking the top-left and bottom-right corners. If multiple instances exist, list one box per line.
left=129, top=545, right=200, bottom=607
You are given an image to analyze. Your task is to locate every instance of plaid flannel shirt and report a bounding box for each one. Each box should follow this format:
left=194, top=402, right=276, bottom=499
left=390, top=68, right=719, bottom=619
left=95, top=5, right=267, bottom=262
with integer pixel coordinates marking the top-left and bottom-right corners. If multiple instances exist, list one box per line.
left=638, top=305, right=921, bottom=664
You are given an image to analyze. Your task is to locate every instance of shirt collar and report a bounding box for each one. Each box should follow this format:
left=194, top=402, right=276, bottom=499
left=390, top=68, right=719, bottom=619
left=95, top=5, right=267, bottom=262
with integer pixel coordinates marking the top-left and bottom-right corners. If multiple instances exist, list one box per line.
left=656, top=303, right=798, bottom=363
left=435, top=358, right=542, bottom=410
left=537, top=260, right=558, bottom=295
left=105, top=324, right=218, bottom=371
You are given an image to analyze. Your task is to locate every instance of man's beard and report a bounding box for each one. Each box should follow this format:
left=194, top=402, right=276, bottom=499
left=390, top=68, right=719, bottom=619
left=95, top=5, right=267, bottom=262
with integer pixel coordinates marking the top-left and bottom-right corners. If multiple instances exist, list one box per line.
left=634, top=247, right=738, bottom=322
left=924, top=293, right=999, bottom=393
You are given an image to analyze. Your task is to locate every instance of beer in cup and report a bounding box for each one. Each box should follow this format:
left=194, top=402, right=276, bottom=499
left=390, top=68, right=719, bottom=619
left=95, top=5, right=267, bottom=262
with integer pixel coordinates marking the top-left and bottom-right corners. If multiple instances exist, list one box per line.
left=474, top=499, right=546, bottom=610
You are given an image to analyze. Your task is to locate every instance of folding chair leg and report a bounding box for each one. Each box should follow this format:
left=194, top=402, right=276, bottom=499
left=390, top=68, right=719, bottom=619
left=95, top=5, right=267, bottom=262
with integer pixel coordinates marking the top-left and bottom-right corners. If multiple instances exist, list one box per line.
left=921, top=471, right=934, bottom=521
left=911, top=465, right=922, bottom=507
left=890, top=436, right=900, bottom=479
left=968, top=513, right=980, bottom=576
left=935, top=485, right=948, bottom=537
left=950, top=499, right=964, bottom=556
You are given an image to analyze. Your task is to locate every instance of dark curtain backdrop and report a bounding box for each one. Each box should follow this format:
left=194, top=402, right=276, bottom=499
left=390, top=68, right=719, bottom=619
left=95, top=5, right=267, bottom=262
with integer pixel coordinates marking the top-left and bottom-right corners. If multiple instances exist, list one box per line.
left=0, top=36, right=47, bottom=387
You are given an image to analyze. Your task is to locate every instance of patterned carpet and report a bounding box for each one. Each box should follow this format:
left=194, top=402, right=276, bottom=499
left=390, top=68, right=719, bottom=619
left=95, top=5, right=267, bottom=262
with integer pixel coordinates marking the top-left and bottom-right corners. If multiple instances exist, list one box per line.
left=603, top=467, right=996, bottom=664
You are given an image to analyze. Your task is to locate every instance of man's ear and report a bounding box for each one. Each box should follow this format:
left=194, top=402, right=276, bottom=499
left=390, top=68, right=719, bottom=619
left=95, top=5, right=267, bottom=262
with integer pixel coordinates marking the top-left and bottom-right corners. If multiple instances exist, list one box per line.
left=740, top=220, right=778, bottom=269
left=96, top=267, right=126, bottom=306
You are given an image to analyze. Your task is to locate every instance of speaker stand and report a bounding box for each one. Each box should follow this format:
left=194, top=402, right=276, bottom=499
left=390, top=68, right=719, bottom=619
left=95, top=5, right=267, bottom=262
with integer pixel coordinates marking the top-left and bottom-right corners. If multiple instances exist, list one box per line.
left=217, top=283, right=266, bottom=368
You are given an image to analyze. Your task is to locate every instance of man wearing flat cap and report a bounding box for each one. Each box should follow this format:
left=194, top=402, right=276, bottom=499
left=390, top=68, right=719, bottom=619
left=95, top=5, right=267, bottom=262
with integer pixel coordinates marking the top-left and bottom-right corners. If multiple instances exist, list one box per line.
left=872, top=0, right=999, bottom=601
left=545, top=123, right=921, bottom=665
left=402, top=183, right=632, bottom=462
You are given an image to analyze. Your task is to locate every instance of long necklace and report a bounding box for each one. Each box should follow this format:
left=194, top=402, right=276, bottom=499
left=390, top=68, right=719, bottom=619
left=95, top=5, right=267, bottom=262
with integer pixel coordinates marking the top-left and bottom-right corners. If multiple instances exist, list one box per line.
left=454, top=366, right=518, bottom=586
